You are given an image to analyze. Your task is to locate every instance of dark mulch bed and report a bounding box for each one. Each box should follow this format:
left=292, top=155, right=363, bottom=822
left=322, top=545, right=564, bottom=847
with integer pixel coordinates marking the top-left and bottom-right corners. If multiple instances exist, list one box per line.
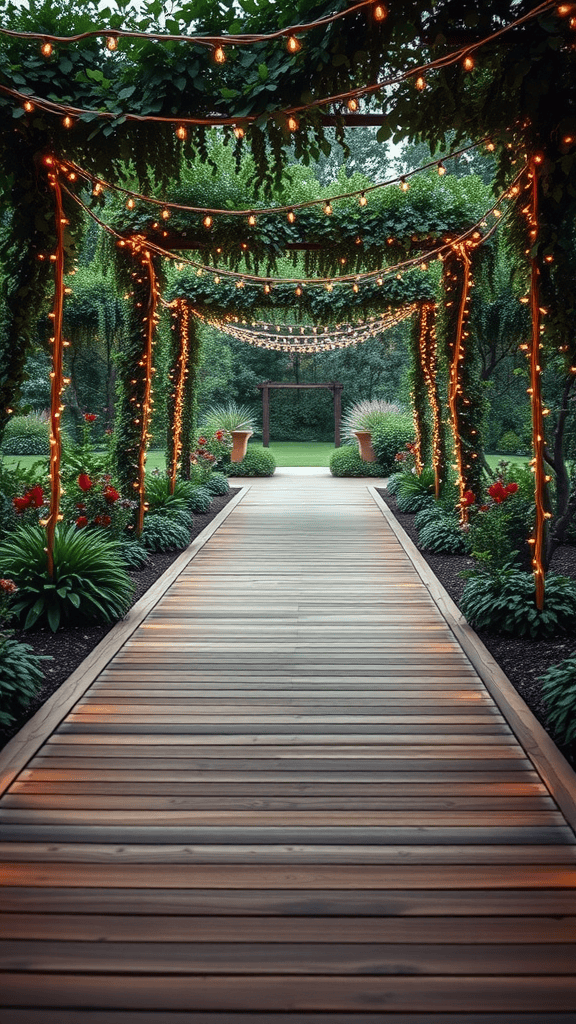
left=0, top=489, right=239, bottom=753
left=379, top=487, right=576, bottom=766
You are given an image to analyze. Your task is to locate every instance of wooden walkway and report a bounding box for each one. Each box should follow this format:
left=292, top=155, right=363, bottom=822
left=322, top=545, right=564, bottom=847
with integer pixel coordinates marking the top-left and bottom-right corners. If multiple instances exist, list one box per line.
left=1, top=470, right=576, bottom=1022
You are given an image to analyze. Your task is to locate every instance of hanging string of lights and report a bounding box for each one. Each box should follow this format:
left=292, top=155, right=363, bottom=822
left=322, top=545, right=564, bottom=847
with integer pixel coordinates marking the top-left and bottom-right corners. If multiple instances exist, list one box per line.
left=2, top=2, right=558, bottom=136
left=0, top=0, right=381, bottom=54
left=446, top=241, right=473, bottom=523
left=192, top=305, right=420, bottom=353
left=60, top=139, right=490, bottom=220
left=59, top=166, right=523, bottom=294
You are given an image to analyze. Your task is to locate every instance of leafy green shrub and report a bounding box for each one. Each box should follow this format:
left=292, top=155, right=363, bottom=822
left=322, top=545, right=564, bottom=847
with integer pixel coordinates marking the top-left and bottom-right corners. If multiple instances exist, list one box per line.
left=2, top=413, right=50, bottom=457
left=143, top=476, right=194, bottom=525
left=187, top=485, right=212, bottom=513
left=205, top=472, right=230, bottom=496
left=227, top=447, right=276, bottom=477
left=394, top=468, right=436, bottom=513
left=329, top=445, right=386, bottom=478
left=414, top=502, right=448, bottom=531
left=61, top=474, right=136, bottom=538
left=201, top=402, right=256, bottom=433
left=540, top=655, right=576, bottom=749
left=342, top=399, right=402, bottom=440
left=119, top=540, right=150, bottom=571
left=370, top=415, right=415, bottom=473
left=496, top=430, right=528, bottom=455
left=418, top=512, right=469, bottom=555
left=140, top=514, right=191, bottom=552
left=491, top=460, right=535, bottom=502
left=385, top=472, right=404, bottom=495
left=0, top=524, right=134, bottom=632
left=460, top=567, right=576, bottom=639
left=0, top=633, right=49, bottom=726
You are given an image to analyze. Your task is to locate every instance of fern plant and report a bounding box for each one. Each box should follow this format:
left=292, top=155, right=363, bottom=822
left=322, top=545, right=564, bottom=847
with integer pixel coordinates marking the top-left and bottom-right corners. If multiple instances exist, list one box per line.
left=140, top=515, right=191, bottom=552
left=0, top=524, right=134, bottom=632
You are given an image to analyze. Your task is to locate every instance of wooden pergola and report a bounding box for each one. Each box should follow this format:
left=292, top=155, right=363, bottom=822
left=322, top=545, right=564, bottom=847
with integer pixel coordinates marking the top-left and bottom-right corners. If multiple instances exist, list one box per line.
left=257, top=381, right=343, bottom=447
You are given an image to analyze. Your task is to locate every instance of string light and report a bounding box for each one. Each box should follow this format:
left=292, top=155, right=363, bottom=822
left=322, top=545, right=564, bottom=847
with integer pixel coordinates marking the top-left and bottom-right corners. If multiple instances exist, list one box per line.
left=462, top=55, right=475, bottom=70
left=286, top=35, right=301, bottom=53
left=105, top=35, right=118, bottom=51
left=62, top=115, right=73, bottom=128
left=41, top=40, right=53, bottom=56
left=161, top=208, right=170, bottom=220
left=168, top=299, right=190, bottom=493
left=400, top=177, right=409, bottom=191
left=214, top=46, right=226, bottom=63
left=359, top=192, right=368, bottom=206
left=287, top=209, right=296, bottom=223
left=415, top=76, right=426, bottom=91
left=418, top=302, right=443, bottom=498
left=233, top=126, right=245, bottom=139
left=287, top=115, right=299, bottom=132
left=23, top=100, right=34, bottom=112
left=126, top=198, right=135, bottom=210
left=176, top=125, right=187, bottom=140
left=373, top=3, right=388, bottom=20
left=437, top=161, right=446, bottom=175
left=248, top=214, right=257, bottom=226
left=347, top=97, right=359, bottom=112
left=323, top=201, right=333, bottom=215
left=203, top=215, right=213, bottom=228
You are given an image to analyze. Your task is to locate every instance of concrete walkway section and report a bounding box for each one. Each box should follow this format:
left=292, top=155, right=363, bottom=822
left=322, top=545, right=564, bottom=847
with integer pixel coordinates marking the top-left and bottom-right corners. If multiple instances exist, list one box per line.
left=1, top=470, right=575, bottom=1021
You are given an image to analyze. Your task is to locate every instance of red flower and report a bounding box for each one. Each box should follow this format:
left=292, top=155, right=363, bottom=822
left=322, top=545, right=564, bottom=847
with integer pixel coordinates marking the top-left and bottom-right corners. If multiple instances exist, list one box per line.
left=76, top=516, right=88, bottom=528
left=94, top=514, right=111, bottom=527
left=27, top=485, right=44, bottom=508
left=488, top=481, right=507, bottom=504
left=198, top=436, right=207, bottom=446
left=506, top=482, right=519, bottom=495
left=0, top=578, right=18, bottom=594
left=13, top=495, right=30, bottom=512
left=215, top=430, right=224, bottom=441
left=104, top=485, right=120, bottom=503
left=78, top=473, right=93, bottom=492
left=480, top=504, right=490, bottom=512
left=84, top=413, right=97, bottom=423
left=462, top=490, right=475, bottom=506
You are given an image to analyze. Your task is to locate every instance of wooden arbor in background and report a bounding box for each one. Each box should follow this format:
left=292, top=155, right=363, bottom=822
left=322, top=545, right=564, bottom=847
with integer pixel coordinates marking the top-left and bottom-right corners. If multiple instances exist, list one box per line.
left=257, top=382, right=343, bottom=448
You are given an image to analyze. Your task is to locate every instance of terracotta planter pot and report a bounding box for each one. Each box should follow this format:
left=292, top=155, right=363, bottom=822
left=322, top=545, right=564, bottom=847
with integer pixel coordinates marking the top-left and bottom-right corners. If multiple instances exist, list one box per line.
left=352, top=429, right=376, bottom=463
left=230, top=429, right=253, bottom=463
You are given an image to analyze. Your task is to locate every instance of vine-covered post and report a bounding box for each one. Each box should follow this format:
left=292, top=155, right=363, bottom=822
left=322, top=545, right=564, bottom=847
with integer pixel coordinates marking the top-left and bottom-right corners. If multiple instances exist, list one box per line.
left=167, top=298, right=190, bottom=493
left=43, top=158, right=66, bottom=577
left=528, top=160, right=548, bottom=611
left=442, top=243, right=485, bottom=520
left=409, top=308, right=427, bottom=476
left=114, top=237, right=162, bottom=535
left=417, top=301, right=444, bottom=499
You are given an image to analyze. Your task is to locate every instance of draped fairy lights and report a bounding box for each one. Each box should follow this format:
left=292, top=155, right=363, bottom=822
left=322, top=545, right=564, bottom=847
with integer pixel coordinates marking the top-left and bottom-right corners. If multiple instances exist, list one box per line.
left=43, top=158, right=67, bottom=576
left=527, top=160, right=548, bottom=610
left=61, top=140, right=494, bottom=225
left=418, top=302, right=443, bottom=498
left=117, top=237, right=161, bottom=534
left=168, top=299, right=190, bottom=495
left=61, top=167, right=520, bottom=296
left=191, top=305, right=419, bottom=353
left=2, top=2, right=556, bottom=137
left=446, top=241, right=473, bottom=523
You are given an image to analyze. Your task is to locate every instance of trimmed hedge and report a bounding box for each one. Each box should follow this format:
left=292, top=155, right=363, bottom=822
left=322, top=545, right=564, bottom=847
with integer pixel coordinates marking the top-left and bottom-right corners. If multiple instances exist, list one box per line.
left=329, top=445, right=386, bottom=478
left=227, top=447, right=276, bottom=477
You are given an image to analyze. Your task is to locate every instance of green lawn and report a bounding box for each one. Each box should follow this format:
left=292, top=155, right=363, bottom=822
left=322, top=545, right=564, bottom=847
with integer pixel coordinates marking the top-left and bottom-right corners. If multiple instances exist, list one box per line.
left=2, top=446, right=536, bottom=474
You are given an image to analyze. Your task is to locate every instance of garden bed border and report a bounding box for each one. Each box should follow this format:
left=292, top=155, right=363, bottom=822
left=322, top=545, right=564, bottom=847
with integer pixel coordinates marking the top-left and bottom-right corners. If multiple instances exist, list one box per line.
left=369, top=485, right=576, bottom=836
left=0, top=485, right=250, bottom=796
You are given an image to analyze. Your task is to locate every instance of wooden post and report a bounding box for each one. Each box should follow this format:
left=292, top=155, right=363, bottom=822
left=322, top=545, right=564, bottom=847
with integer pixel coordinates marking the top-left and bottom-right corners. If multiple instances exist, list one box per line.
left=261, top=384, right=270, bottom=447
left=334, top=384, right=342, bottom=448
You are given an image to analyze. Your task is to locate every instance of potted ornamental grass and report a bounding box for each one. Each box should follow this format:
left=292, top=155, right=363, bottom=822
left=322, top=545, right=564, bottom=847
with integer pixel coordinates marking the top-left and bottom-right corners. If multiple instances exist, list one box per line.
left=342, top=399, right=402, bottom=462
left=201, top=402, right=257, bottom=463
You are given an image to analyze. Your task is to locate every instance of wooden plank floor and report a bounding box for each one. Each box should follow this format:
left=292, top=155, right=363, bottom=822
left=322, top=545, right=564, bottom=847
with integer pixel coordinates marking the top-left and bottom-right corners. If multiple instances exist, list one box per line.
left=1, top=470, right=576, bottom=1023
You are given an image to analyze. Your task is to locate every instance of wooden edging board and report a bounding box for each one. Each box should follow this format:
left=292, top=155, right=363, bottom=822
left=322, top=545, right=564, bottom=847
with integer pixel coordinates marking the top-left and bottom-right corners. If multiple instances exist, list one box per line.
left=369, top=485, right=576, bottom=837
left=0, top=485, right=250, bottom=797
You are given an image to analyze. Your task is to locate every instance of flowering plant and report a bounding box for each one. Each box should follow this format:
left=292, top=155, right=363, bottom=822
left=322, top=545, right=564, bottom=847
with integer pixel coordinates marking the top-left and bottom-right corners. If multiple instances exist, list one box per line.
left=0, top=577, right=18, bottom=629
left=12, top=484, right=46, bottom=516
left=393, top=441, right=418, bottom=473
left=466, top=476, right=533, bottom=569
left=62, top=473, right=136, bottom=538
left=190, top=429, right=233, bottom=484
